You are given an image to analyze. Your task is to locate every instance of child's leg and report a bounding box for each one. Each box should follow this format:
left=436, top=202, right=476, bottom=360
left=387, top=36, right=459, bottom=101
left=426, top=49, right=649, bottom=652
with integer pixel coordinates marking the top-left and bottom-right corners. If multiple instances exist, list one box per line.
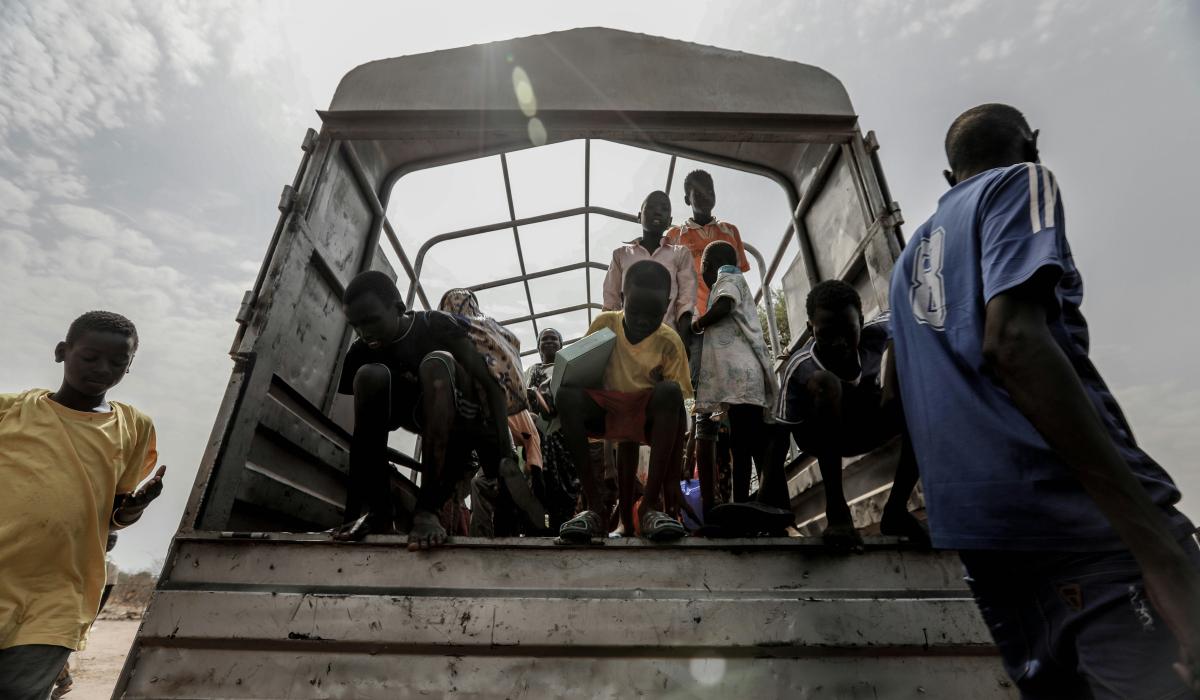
left=801, top=371, right=858, bottom=540
left=555, top=387, right=609, bottom=516
left=879, top=421, right=930, bottom=544
left=408, top=351, right=480, bottom=549
left=0, top=645, right=73, bottom=700
left=334, top=363, right=399, bottom=540
left=693, top=414, right=719, bottom=514
left=728, top=404, right=765, bottom=503
left=616, top=442, right=639, bottom=534
left=640, top=381, right=686, bottom=524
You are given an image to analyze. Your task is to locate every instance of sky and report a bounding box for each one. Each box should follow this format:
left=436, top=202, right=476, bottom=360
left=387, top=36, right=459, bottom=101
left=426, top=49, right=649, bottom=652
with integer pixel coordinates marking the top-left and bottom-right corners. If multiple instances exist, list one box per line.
left=1, top=0, right=1198, bottom=572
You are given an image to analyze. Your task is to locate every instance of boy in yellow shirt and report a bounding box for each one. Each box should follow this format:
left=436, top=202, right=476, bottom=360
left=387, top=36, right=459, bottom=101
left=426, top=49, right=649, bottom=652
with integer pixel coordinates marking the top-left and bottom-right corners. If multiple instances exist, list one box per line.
left=557, top=261, right=692, bottom=542
left=0, top=311, right=165, bottom=700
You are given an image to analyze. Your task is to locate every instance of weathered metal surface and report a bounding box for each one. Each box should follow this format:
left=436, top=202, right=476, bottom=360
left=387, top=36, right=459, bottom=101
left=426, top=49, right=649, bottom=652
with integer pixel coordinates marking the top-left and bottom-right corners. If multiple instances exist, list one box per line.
left=123, top=651, right=1014, bottom=699
left=117, top=538, right=1013, bottom=699
left=330, top=28, right=855, bottom=119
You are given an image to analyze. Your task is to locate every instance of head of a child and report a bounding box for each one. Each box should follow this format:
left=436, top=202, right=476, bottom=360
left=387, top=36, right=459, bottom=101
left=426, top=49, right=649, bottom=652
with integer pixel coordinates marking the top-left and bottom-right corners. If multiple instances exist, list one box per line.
left=344, top=270, right=406, bottom=350
left=438, top=288, right=481, bottom=317
left=806, top=280, right=863, bottom=365
left=700, top=240, right=739, bottom=289
left=55, top=311, right=139, bottom=398
left=683, top=170, right=716, bottom=220
left=621, top=260, right=671, bottom=343
left=538, top=328, right=563, bottom=364
left=638, top=190, right=672, bottom=236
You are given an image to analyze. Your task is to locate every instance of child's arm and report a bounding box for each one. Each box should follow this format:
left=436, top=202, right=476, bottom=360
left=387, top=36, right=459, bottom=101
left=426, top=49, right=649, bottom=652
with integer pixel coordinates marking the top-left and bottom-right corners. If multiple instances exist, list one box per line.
left=602, top=252, right=623, bottom=311
left=691, top=297, right=733, bottom=334
left=446, top=336, right=515, bottom=455
left=112, top=465, right=167, bottom=528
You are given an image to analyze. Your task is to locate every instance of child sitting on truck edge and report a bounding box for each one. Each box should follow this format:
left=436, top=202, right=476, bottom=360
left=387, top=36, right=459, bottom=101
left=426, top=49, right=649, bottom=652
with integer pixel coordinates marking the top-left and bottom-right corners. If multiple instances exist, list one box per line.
left=774, top=281, right=927, bottom=547
left=0, top=311, right=166, bottom=699
left=335, top=271, right=519, bottom=550
left=690, top=241, right=790, bottom=532
left=557, top=260, right=692, bottom=542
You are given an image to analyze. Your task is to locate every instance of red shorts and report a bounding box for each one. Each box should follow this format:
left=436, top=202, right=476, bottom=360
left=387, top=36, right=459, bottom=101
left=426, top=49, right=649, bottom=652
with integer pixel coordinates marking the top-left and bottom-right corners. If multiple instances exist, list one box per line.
left=584, top=388, right=654, bottom=444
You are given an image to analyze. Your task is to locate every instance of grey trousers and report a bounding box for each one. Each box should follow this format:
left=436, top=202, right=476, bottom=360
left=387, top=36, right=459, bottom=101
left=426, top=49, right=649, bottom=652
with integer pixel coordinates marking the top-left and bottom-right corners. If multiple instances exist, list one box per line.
left=0, top=644, right=72, bottom=700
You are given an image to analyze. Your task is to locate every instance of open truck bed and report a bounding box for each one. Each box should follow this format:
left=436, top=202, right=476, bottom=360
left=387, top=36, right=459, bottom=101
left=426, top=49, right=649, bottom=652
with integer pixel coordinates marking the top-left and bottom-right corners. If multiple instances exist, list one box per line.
left=114, top=28, right=1015, bottom=698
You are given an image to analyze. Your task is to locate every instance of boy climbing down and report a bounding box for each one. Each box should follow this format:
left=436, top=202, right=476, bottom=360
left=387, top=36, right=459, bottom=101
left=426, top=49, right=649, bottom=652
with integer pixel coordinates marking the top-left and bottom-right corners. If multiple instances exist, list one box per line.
left=335, top=272, right=521, bottom=549
left=558, top=260, right=692, bottom=542
left=774, top=281, right=927, bottom=547
left=0, top=311, right=165, bottom=700
left=690, top=241, right=788, bottom=531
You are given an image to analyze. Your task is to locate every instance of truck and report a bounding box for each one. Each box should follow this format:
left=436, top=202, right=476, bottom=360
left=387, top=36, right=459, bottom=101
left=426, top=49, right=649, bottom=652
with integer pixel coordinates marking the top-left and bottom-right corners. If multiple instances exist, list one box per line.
left=114, top=28, right=1017, bottom=698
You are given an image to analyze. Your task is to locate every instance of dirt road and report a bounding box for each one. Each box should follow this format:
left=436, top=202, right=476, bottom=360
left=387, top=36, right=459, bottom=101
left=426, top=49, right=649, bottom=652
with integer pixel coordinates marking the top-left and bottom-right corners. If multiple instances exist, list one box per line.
left=65, top=618, right=139, bottom=700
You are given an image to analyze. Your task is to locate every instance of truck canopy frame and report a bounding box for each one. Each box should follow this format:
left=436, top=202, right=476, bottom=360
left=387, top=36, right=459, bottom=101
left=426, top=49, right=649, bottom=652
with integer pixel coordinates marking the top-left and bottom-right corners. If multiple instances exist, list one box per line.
left=190, top=25, right=905, bottom=541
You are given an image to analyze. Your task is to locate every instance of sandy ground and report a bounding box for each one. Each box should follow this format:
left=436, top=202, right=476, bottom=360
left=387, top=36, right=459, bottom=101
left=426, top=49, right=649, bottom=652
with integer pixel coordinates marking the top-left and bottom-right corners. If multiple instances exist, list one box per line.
left=62, top=617, right=140, bottom=700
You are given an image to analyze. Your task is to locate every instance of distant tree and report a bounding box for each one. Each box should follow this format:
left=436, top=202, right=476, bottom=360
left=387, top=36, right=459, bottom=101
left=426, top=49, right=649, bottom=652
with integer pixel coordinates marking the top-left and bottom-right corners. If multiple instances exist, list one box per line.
left=758, top=288, right=790, bottom=354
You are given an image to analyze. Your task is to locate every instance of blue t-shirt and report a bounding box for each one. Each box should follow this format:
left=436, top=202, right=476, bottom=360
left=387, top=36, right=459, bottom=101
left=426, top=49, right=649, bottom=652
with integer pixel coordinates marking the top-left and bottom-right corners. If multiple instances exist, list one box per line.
left=890, top=163, right=1190, bottom=551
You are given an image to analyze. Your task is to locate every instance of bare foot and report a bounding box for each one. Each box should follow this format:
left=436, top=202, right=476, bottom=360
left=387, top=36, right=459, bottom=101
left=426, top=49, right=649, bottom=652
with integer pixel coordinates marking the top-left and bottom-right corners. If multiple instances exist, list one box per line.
left=880, top=509, right=931, bottom=547
left=407, top=511, right=448, bottom=551
left=331, top=513, right=397, bottom=542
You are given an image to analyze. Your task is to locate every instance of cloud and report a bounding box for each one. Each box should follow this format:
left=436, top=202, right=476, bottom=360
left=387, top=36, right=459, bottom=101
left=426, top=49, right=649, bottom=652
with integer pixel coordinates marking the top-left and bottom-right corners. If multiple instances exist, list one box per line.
left=975, top=38, right=1015, bottom=62
left=50, top=203, right=161, bottom=262
left=0, top=175, right=37, bottom=227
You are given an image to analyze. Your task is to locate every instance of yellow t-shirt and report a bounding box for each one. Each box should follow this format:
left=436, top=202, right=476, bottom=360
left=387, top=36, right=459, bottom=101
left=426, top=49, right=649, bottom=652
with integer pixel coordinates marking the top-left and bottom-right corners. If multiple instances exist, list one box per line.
left=586, top=312, right=694, bottom=399
left=0, top=389, right=156, bottom=650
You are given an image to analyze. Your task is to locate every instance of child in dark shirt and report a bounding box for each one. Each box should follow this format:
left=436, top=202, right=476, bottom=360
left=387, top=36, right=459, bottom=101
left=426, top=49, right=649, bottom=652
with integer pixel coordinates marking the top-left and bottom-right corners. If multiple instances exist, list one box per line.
left=334, top=271, right=518, bottom=549
left=774, top=280, right=926, bottom=547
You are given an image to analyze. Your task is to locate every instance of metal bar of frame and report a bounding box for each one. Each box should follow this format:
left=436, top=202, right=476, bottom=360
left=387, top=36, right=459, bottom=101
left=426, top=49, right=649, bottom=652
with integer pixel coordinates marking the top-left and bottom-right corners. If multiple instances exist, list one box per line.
left=499, top=302, right=603, bottom=326
left=468, top=261, right=609, bottom=293
left=664, top=154, right=677, bottom=195
left=381, top=219, right=432, bottom=310
left=499, top=153, right=539, bottom=337
left=407, top=206, right=637, bottom=308
left=584, top=140, right=593, bottom=324
left=742, top=242, right=781, bottom=358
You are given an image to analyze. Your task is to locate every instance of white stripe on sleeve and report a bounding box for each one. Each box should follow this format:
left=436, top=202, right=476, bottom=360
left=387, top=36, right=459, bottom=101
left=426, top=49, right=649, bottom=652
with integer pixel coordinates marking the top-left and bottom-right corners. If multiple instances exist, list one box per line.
left=1026, top=163, right=1042, bottom=234
left=1041, top=168, right=1058, bottom=229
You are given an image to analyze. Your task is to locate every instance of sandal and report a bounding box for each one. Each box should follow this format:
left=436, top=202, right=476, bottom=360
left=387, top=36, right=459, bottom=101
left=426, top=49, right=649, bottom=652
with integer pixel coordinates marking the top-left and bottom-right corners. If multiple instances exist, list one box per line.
left=638, top=508, right=686, bottom=542
left=558, top=510, right=605, bottom=543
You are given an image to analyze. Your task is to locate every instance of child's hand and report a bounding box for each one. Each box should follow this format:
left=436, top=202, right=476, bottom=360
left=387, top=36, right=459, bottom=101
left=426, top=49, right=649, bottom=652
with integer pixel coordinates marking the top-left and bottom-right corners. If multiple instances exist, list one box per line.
left=124, top=465, right=167, bottom=511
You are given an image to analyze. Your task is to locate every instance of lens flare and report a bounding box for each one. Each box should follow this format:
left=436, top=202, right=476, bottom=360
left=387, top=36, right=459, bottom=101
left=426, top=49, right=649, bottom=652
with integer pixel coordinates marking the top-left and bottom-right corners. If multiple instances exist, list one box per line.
left=512, top=66, right=538, bottom=117
left=527, top=117, right=547, bottom=146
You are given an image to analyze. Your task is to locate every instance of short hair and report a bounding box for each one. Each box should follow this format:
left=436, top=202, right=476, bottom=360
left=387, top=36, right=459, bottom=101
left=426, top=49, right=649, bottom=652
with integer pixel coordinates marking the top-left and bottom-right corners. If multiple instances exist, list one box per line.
left=624, top=259, right=672, bottom=293
left=538, top=327, right=562, bottom=342
left=344, top=270, right=405, bottom=311
left=805, top=280, right=862, bottom=320
left=643, top=189, right=670, bottom=206
left=683, top=169, right=713, bottom=193
left=66, top=311, right=139, bottom=349
left=945, top=103, right=1032, bottom=174
left=701, top=240, right=738, bottom=270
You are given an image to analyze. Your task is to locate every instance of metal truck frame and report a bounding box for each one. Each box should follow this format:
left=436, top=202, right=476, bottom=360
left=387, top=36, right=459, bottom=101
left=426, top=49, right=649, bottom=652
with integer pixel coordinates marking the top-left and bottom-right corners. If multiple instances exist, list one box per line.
left=114, top=28, right=1016, bottom=698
